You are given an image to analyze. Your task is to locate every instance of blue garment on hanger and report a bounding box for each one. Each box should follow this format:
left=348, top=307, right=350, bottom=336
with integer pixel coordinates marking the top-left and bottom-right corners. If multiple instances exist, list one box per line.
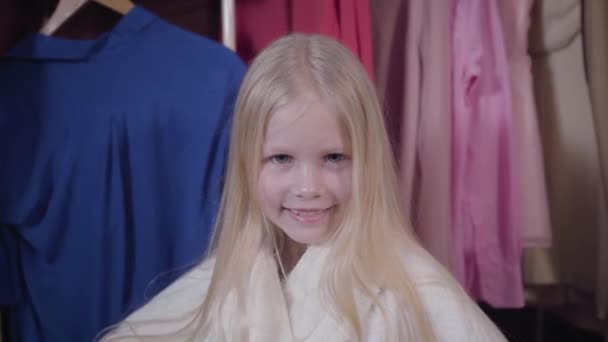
left=0, top=6, right=245, bottom=341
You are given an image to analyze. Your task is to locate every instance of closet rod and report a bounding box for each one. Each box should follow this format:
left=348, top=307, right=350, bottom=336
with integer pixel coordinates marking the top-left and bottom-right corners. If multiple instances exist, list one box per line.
left=221, top=0, right=236, bottom=51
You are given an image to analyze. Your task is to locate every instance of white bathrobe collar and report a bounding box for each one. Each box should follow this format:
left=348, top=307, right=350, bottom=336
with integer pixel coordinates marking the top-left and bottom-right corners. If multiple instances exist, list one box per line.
left=243, top=244, right=357, bottom=341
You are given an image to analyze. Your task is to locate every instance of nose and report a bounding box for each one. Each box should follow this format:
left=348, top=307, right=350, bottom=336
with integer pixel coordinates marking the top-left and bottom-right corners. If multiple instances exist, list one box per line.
left=292, top=163, right=323, bottom=199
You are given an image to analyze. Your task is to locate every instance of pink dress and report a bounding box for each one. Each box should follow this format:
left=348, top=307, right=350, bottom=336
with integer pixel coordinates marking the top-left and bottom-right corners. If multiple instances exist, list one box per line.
left=451, top=0, right=524, bottom=307
left=497, top=0, right=552, bottom=248
left=236, top=0, right=374, bottom=80
left=371, top=0, right=453, bottom=270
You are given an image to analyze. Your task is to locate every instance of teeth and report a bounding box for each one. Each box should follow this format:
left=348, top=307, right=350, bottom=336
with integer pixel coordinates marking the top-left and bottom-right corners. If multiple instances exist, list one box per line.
left=289, top=209, right=325, bottom=216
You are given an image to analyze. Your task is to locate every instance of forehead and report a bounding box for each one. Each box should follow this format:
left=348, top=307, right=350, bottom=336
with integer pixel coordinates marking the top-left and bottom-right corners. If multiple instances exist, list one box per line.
left=264, top=96, right=350, bottom=150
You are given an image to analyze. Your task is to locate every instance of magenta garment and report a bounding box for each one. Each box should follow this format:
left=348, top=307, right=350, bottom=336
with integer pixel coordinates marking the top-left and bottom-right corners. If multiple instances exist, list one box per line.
left=236, top=0, right=374, bottom=80
left=451, top=0, right=524, bottom=307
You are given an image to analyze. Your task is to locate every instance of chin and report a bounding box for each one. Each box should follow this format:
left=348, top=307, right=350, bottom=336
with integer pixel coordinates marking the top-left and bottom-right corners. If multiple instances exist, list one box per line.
left=285, top=230, right=327, bottom=246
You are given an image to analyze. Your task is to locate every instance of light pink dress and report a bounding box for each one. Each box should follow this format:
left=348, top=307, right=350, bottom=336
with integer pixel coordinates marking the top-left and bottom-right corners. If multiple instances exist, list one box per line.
left=497, top=0, right=552, bottom=248
left=371, top=0, right=453, bottom=271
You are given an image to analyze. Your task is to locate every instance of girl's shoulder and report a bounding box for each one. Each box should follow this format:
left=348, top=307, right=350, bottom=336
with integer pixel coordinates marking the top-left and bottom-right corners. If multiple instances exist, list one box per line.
left=99, top=258, right=216, bottom=340
left=395, top=247, right=508, bottom=341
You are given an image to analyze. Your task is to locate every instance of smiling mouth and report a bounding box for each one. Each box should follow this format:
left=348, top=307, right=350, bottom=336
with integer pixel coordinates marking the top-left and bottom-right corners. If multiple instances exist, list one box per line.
left=284, top=206, right=333, bottom=224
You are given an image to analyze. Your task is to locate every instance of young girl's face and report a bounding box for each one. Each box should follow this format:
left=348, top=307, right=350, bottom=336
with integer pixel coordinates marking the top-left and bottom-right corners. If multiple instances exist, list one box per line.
left=257, top=93, right=353, bottom=247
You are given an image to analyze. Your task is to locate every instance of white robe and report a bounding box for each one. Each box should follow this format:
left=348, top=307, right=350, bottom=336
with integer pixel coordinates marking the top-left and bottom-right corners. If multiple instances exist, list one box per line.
left=101, top=245, right=506, bottom=341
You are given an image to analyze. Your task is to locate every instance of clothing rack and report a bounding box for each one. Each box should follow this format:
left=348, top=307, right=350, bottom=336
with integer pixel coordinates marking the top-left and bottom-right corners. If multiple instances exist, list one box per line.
left=221, top=0, right=235, bottom=51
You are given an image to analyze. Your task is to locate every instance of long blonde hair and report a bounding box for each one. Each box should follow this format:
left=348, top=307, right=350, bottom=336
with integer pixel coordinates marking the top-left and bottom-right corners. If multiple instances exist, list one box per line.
left=104, top=33, right=440, bottom=341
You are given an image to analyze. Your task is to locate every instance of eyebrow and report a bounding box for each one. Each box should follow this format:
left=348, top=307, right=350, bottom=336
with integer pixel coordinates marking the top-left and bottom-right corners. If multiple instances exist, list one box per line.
left=262, top=143, right=350, bottom=154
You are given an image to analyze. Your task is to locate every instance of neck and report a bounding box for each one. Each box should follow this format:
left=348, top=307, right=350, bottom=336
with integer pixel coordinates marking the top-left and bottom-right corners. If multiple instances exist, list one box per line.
left=280, top=238, right=307, bottom=275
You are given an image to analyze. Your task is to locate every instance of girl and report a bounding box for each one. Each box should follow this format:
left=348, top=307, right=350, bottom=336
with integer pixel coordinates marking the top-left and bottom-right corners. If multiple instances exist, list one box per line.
left=100, top=34, right=507, bottom=341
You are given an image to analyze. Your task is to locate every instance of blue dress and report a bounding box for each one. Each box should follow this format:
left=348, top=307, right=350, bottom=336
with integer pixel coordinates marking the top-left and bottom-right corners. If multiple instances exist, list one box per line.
left=0, top=6, right=245, bottom=341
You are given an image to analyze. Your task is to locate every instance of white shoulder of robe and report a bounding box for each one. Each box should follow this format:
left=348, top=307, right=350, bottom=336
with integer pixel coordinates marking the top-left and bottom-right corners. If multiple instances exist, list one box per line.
left=99, top=258, right=215, bottom=341
left=365, top=248, right=508, bottom=341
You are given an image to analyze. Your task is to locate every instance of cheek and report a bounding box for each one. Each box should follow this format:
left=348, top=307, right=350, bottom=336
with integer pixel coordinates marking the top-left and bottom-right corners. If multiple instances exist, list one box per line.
left=337, top=178, right=352, bottom=202
left=256, top=169, right=283, bottom=210
left=328, top=167, right=353, bottom=202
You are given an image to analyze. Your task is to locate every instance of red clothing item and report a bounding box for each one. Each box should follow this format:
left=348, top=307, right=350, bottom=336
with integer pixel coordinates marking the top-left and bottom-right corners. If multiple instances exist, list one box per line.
left=236, top=0, right=374, bottom=81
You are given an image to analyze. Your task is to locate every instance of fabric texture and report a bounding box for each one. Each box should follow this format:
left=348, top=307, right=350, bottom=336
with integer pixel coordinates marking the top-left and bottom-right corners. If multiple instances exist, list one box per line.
left=103, top=244, right=507, bottom=341
left=370, top=0, right=453, bottom=270
left=0, top=7, right=245, bottom=341
left=236, top=0, right=374, bottom=80
left=451, top=0, right=524, bottom=308
left=497, top=0, right=552, bottom=248
left=582, top=0, right=608, bottom=320
left=528, top=0, right=606, bottom=317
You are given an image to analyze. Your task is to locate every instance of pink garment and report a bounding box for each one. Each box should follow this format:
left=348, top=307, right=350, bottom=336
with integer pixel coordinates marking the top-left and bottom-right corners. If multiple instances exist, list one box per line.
left=497, top=0, right=552, bottom=247
left=451, top=0, right=524, bottom=307
left=413, top=0, right=453, bottom=270
left=370, top=0, right=452, bottom=269
left=236, top=0, right=374, bottom=80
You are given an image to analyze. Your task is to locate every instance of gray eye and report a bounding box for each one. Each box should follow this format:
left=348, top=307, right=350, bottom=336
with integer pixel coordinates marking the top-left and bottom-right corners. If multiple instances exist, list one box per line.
left=326, top=153, right=345, bottom=163
left=271, top=154, right=292, bottom=164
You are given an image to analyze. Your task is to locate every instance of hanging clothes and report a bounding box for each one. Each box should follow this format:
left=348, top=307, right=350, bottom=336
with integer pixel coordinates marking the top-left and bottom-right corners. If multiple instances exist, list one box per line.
left=236, top=0, right=288, bottom=63
left=0, top=6, right=245, bottom=342
left=496, top=0, right=552, bottom=249
left=0, top=227, right=19, bottom=306
left=582, top=0, right=608, bottom=319
left=370, top=0, right=452, bottom=269
left=528, top=0, right=607, bottom=318
left=451, top=0, right=524, bottom=307
left=236, top=0, right=374, bottom=80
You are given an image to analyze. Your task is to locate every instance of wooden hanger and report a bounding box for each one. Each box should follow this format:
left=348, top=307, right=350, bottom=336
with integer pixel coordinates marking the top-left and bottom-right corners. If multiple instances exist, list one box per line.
left=41, top=0, right=135, bottom=36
